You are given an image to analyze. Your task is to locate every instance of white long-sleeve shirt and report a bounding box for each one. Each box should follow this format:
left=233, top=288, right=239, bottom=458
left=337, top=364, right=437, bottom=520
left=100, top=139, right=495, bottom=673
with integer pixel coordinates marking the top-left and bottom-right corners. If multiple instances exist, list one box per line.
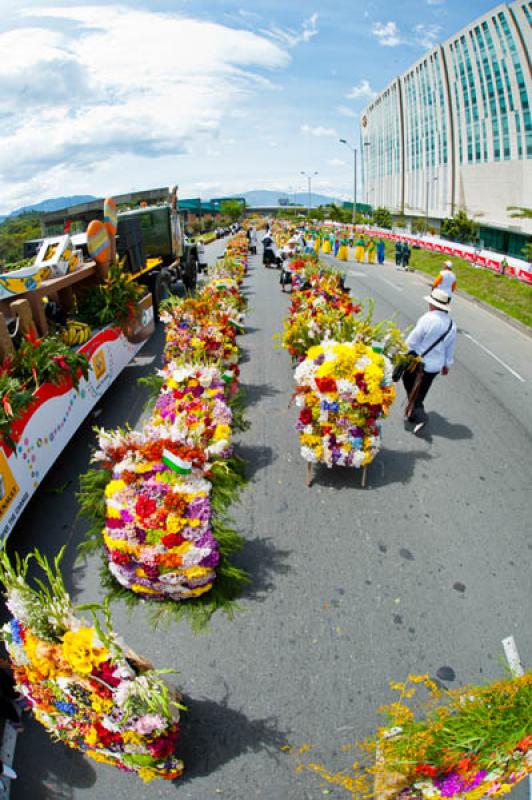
left=406, top=310, right=457, bottom=373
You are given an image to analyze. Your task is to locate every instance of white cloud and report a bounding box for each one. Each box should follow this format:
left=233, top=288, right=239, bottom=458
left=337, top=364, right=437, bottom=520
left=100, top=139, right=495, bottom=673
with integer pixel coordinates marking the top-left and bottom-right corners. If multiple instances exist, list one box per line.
left=263, top=12, right=318, bottom=47
left=372, top=21, right=404, bottom=47
left=0, top=5, right=292, bottom=208
left=301, top=124, right=338, bottom=138
left=328, top=159, right=347, bottom=168
left=346, top=80, right=377, bottom=100
left=414, top=23, right=443, bottom=49
left=427, top=0, right=446, bottom=5
left=337, top=106, right=358, bottom=118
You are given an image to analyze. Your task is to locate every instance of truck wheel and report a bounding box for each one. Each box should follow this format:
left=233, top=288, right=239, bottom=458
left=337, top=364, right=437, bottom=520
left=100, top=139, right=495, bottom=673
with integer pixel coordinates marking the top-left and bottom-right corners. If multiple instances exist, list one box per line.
left=152, top=270, right=172, bottom=320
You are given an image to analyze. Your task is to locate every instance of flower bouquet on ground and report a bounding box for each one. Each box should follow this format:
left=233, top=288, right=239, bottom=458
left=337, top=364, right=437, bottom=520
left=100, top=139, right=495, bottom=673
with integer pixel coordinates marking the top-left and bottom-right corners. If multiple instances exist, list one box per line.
left=0, top=548, right=185, bottom=783
left=294, top=340, right=395, bottom=468
left=294, top=672, right=532, bottom=800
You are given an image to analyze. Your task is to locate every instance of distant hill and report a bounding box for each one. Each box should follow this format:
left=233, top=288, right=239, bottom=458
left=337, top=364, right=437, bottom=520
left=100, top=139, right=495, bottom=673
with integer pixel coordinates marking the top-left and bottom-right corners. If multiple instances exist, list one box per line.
left=238, top=190, right=346, bottom=208
left=5, top=195, right=97, bottom=219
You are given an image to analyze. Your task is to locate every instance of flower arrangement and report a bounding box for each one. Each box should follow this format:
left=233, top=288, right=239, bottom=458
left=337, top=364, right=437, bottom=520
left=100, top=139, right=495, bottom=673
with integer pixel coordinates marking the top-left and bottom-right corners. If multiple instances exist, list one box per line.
left=294, top=672, right=532, bottom=800
left=294, top=340, right=395, bottom=468
left=79, top=237, right=249, bottom=629
left=0, top=330, right=90, bottom=449
left=0, top=548, right=185, bottom=783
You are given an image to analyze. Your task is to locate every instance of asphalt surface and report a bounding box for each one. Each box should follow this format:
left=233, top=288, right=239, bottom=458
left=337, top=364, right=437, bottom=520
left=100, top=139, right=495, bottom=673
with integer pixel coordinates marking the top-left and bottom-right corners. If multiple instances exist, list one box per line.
left=8, top=239, right=532, bottom=800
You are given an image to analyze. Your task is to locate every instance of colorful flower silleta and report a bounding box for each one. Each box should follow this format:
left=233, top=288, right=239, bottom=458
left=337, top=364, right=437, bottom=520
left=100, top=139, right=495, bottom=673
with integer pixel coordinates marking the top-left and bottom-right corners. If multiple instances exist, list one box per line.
left=294, top=340, right=395, bottom=468
left=94, top=362, right=235, bottom=601
left=0, top=549, right=185, bottom=783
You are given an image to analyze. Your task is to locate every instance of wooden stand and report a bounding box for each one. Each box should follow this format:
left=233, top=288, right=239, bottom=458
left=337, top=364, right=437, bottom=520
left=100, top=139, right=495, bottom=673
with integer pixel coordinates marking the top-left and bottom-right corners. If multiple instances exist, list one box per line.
left=305, top=462, right=368, bottom=488
left=0, top=261, right=97, bottom=337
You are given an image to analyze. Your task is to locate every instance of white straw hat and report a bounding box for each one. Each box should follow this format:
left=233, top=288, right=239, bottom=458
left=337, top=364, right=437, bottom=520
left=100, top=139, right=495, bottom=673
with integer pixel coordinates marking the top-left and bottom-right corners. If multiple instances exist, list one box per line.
left=424, top=287, right=452, bottom=311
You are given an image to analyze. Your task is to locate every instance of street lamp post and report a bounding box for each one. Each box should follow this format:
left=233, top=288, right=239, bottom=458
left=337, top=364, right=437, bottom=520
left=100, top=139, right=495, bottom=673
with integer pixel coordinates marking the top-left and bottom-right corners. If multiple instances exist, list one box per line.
left=339, top=139, right=357, bottom=225
left=361, top=141, right=372, bottom=209
left=301, top=171, right=318, bottom=218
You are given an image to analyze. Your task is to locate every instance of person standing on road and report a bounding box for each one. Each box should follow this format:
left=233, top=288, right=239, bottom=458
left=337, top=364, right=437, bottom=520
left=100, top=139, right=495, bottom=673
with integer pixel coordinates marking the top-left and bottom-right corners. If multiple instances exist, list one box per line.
left=367, top=237, right=377, bottom=264
left=433, top=260, right=457, bottom=295
left=402, top=287, right=457, bottom=434
left=354, top=235, right=366, bottom=263
left=249, top=227, right=258, bottom=255
left=377, top=238, right=385, bottom=264
left=400, top=241, right=411, bottom=270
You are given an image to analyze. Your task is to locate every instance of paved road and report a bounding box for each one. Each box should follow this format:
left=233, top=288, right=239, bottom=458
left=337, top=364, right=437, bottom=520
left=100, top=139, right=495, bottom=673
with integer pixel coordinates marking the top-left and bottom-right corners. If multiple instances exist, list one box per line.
left=8, top=241, right=531, bottom=799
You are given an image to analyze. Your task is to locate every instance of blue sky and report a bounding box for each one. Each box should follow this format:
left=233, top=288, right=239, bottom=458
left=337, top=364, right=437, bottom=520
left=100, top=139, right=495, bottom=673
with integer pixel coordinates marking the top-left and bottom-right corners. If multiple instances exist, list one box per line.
left=0, top=0, right=500, bottom=212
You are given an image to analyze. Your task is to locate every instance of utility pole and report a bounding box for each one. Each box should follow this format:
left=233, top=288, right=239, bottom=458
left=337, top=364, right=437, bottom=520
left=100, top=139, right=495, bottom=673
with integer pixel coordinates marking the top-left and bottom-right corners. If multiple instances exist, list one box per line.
left=339, top=139, right=357, bottom=225
left=301, top=171, right=318, bottom=218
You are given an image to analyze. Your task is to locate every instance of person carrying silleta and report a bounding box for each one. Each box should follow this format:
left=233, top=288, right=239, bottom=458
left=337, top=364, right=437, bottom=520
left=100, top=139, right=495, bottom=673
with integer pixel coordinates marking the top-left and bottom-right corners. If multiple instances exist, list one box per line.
left=402, top=287, right=457, bottom=434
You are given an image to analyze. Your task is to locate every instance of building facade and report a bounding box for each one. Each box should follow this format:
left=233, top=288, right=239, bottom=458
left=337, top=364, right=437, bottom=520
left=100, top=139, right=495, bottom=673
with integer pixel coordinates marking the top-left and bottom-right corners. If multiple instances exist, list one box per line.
left=361, top=1, right=532, bottom=252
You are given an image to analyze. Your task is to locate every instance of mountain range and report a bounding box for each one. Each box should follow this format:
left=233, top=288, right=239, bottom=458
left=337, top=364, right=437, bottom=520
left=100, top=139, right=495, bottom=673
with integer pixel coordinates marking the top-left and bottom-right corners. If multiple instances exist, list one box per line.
left=235, top=190, right=345, bottom=208
left=0, top=195, right=97, bottom=222
left=0, top=189, right=345, bottom=222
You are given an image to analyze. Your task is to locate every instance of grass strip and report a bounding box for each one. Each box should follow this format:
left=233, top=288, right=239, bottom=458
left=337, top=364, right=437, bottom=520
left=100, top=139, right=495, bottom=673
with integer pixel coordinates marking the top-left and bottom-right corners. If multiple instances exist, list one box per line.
left=383, top=241, right=532, bottom=328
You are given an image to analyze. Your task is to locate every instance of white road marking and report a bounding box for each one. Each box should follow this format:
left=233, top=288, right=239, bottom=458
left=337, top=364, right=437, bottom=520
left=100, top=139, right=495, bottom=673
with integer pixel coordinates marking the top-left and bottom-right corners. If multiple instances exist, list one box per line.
left=377, top=275, right=403, bottom=291
left=462, top=332, right=526, bottom=382
left=347, top=270, right=366, bottom=277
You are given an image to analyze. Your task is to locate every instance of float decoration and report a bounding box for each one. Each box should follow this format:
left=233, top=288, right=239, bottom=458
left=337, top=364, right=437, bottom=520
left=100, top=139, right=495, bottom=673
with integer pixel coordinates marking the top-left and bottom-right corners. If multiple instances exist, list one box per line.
left=79, top=237, right=250, bottom=631
left=0, top=547, right=185, bottom=783
left=294, top=671, right=532, bottom=800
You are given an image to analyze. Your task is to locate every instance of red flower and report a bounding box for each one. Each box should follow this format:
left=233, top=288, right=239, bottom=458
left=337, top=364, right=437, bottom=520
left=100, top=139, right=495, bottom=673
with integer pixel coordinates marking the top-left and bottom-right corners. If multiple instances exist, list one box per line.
left=415, top=764, right=438, bottom=777
left=136, top=495, right=157, bottom=518
left=457, top=756, right=476, bottom=773
left=315, top=376, right=337, bottom=394
left=516, top=735, right=532, bottom=753
left=161, top=532, right=185, bottom=548
left=299, top=408, right=313, bottom=425
left=110, top=550, right=130, bottom=566
left=92, top=661, right=122, bottom=688
left=147, top=728, right=179, bottom=759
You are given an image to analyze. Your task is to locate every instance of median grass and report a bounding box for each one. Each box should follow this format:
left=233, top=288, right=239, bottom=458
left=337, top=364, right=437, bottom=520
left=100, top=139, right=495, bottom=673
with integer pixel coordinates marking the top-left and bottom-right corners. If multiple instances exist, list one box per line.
left=384, top=241, right=532, bottom=328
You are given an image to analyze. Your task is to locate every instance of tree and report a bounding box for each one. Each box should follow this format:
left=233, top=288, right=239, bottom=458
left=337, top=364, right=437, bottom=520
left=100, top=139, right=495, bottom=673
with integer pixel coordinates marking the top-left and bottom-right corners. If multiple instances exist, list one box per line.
left=372, top=207, right=393, bottom=229
left=395, top=217, right=406, bottom=229
left=412, top=218, right=426, bottom=235
left=522, top=241, right=532, bottom=263
left=441, top=209, right=478, bottom=243
left=219, top=200, right=245, bottom=223
left=0, top=212, right=42, bottom=265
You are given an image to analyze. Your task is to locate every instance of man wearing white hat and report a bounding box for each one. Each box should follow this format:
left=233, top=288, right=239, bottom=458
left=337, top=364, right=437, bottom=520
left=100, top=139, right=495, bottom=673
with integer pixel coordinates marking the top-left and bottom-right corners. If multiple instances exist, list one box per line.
left=403, top=287, right=457, bottom=434
left=433, top=260, right=457, bottom=295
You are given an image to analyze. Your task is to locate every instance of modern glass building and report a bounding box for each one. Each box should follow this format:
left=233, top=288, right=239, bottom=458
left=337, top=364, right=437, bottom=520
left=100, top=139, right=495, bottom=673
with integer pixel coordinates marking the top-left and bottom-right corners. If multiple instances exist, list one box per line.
left=361, top=1, right=531, bottom=254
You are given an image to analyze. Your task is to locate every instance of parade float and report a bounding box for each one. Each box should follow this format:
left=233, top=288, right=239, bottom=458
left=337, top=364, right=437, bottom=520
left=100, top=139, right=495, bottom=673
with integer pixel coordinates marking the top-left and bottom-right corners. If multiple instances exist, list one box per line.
left=0, top=198, right=156, bottom=541
left=78, top=236, right=250, bottom=630
left=0, top=547, right=185, bottom=783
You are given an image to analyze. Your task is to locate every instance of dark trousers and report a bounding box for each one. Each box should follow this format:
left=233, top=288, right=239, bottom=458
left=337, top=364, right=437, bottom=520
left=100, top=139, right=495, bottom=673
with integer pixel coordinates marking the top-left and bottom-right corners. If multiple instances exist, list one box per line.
left=403, top=369, right=438, bottom=421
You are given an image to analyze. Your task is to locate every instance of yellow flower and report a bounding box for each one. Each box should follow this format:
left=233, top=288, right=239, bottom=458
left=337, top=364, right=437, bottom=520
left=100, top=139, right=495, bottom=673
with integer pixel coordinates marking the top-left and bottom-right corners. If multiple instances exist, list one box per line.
left=86, top=726, right=99, bottom=746
left=131, top=583, right=159, bottom=594
left=166, top=513, right=186, bottom=534
left=106, top=505, right=122, bottom=519
left=184, top=566, right=212, bottom=580
left=61, top=627, right=109, bottom=675
left=138, top=766, right=159, bottom=783
left=90, top=694, right=113, bottom=714
left=123, top=730, right=145, bottom=745
left=105, top=479, right=126, bottom=498
left=182, top=582, right=213, bottom=597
